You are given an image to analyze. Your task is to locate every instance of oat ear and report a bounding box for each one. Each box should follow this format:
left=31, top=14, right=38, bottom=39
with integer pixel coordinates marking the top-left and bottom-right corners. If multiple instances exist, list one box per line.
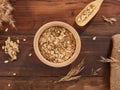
left=0, top=0, right=15, bottom=28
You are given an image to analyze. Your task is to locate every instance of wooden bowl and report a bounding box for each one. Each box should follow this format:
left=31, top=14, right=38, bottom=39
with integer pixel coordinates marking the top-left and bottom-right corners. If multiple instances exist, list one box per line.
left=33, top=21, right=81, bottom=68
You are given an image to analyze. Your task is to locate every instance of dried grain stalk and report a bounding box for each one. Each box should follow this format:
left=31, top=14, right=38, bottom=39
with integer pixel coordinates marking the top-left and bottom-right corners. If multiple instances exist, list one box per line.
left=0, top=0, right=15, bottom=28
left=54, top=59, right=85, bottom=83
left=91, top=67, right=102, bottom=75
left=100, top=56, right=119, bottom=63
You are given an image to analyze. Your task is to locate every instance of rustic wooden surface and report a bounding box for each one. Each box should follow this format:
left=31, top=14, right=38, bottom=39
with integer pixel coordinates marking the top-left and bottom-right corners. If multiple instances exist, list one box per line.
left=0, top=0, right=120, bottom=90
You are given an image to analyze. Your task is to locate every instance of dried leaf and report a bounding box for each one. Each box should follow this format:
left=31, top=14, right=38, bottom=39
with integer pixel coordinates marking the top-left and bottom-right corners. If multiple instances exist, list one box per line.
left=28, top=53, right=32, bottom=57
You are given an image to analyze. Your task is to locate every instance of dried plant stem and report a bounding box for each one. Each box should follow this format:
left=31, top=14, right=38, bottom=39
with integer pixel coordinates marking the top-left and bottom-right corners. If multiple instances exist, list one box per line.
left=55, top=76, right=81, bottom=83
left=55, top=59, right=85, bottom=83
left=100, top=56, right=119, bottom=63
left=91, top=67, right=102, bottom=75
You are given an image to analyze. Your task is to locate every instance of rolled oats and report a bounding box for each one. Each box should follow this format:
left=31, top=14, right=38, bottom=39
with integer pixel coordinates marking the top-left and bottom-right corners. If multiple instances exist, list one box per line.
left=23, top=38, right=26, bottom=42
left=5, top=28, right=8, bottom=32
left=28, top=53, right=32, bottom=57
left=39, top=26, right=76, bottom=63
left=16, top=40, right=20, bottom=43
left=4, top=60, right=9, bottom=64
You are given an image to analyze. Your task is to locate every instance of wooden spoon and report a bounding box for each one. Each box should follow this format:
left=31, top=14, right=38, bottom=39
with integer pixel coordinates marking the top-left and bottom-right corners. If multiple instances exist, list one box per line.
left=75, top=0, right=104, bottom=26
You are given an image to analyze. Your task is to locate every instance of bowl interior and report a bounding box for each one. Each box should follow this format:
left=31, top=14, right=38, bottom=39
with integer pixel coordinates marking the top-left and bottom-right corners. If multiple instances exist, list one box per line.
left=34, top=21, right=81, bottom=68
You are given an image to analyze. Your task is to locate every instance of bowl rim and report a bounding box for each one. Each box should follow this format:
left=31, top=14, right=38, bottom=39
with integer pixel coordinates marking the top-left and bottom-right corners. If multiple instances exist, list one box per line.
left=33, top=21, right=81, bottom=68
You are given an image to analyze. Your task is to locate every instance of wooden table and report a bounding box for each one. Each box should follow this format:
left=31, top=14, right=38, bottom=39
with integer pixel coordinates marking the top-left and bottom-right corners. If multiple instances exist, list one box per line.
left=0, top=0, right=120, bottom=90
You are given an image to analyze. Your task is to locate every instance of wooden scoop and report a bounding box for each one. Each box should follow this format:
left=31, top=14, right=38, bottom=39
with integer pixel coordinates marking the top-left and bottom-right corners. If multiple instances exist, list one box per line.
left=75, top=0, right=104, bottom=26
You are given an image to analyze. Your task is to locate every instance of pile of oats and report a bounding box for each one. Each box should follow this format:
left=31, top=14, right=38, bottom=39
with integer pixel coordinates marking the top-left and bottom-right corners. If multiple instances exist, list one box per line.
left=39, top=26, right=76, bottom=63
left=2, top=37, right=20, bottom=62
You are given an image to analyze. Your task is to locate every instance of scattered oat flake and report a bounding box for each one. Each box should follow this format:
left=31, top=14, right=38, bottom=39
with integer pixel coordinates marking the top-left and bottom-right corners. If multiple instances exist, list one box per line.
left=23, top=38, right=26, bottom=41
left=13, top=73, right=16, bottom=76
left=92, top=36, right=96, bottom=40
left=29, top=53, right=32, bottom=56
left=5, top=28, right=8, bottom=32
left=16, top=40, right=20, bottom=43
left=4, top=60, right=9, bottom=63
left=2, top=46, right=5, bottom=50
left=8, top=84, right=11, bottom=87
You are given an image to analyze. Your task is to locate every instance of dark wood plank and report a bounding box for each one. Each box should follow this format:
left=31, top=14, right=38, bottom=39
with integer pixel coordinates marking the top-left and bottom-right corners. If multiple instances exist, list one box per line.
left=0, top=77, right=109, bottom=90
left=1, top=0, right=119, bottom=89
left=0, top=0, right=119, bottom=36
left=0, top=36, right=110, bottom=77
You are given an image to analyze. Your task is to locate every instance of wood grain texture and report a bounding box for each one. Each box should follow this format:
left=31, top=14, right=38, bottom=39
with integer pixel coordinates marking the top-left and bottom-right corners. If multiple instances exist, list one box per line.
left=1, top=0, right=120, bottom=36
left=0, top=0, right=119, bottom=90
left=0, top=36, right=110, bottom=77
left=0, top=77, right=109, bottom=90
